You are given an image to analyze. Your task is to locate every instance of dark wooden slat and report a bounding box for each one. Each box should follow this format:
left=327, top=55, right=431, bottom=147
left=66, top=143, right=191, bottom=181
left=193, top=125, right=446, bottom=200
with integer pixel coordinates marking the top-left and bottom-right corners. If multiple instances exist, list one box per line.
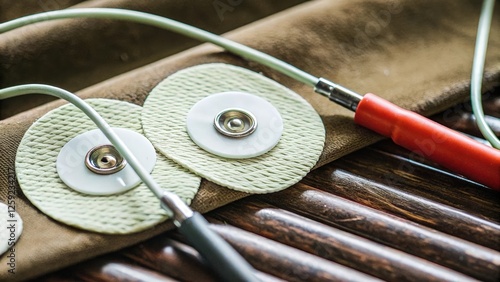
left=431, top=92, right=500, bottom=122
left=304, top=167, right=500, bottom=251
left=336, top=145, right=500, bottom=222
left=211, top=200, right=480, bottom=282
left=483, top=94, right=500, bottom=118
left=122, top=237, right=284, bottom=282
left=205, top=224, right=383, bottom=282
left=122, top=237, right=215, bottom=282
left=29, top=271, right=79, bottom=282
left=431, top=113, right=500, bottom=138
left=36, top=256, right=177, bottom=282
left=259, top=184, right=500, bottom=282
left=86, top=260, right=176, bottom=282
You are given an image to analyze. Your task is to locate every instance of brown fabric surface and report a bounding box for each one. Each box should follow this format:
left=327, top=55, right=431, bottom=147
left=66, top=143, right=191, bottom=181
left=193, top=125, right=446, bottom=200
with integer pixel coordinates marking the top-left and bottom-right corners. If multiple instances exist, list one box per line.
left=0, top=0, right=306, bottom=118
left=0, top=0, right=85, bottom=22
left=0, top=0, right=499, bottom=280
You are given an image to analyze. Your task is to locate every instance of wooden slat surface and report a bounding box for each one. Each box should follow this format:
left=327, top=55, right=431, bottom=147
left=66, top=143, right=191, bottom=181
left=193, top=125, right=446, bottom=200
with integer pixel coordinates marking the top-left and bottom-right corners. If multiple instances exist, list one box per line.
left=35, top=94, right=500, bottom=281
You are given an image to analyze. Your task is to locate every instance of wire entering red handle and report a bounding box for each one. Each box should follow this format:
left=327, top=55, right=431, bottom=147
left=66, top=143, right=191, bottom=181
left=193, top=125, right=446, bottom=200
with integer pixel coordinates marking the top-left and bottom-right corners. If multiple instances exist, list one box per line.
left=354, top=93, right=500, bottom=190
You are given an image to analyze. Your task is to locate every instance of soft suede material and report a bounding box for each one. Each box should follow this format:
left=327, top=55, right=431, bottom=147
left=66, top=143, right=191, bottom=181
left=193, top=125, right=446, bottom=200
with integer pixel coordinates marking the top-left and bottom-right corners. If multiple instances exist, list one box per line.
left=0, top=0, right=499, bottom=280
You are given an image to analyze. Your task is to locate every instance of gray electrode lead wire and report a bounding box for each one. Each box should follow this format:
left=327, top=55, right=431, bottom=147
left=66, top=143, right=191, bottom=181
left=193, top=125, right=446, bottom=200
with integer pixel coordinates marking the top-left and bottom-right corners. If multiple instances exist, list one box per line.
left=471, top=0, right=499, bottom=149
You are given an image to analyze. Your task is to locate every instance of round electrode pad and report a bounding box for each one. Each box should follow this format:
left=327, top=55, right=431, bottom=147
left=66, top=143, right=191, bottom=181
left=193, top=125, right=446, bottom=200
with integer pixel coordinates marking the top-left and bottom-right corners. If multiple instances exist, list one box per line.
left=0, top=203, right=23, bottom=256
left=15, top=99, right=201, bottom=234
left=186, top=91, right=283, bottom=159
left=142, top=64, right=325, bottom=193
left=56, top=128, right=156, bottom=195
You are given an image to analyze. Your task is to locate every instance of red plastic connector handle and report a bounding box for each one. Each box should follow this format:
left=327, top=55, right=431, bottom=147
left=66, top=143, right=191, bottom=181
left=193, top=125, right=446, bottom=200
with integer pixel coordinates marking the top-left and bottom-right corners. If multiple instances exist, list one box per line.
left=354, top=93, right=500, bottom=190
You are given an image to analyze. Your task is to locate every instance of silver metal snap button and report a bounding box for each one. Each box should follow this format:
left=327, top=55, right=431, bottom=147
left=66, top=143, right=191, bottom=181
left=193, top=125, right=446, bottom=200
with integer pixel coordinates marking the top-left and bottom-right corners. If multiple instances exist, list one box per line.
left=214, top=108, right=257, bottom=138
left=85, top=144, right=127, bottom=175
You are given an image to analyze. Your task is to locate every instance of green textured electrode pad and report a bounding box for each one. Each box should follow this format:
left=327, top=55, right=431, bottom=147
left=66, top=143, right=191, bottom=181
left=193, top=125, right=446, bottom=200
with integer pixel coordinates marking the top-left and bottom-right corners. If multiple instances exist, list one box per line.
left=15, top=99, right=201, bottom=234
left=142, top=64, right=325, bottom=193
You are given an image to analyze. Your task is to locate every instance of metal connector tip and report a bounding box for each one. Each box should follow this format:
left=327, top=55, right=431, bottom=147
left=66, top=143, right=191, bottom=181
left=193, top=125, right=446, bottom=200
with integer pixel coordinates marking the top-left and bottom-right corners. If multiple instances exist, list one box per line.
left=160, top=191, right=194, bottom=227
left=314, top=78, right=363, bottom=112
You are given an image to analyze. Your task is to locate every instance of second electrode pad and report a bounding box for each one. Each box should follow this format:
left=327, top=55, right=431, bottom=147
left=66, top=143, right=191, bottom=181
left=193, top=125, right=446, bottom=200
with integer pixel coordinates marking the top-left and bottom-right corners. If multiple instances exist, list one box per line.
left=15, top=99, right=201, bottom=234
left=142, top=64, right=325, bottom=193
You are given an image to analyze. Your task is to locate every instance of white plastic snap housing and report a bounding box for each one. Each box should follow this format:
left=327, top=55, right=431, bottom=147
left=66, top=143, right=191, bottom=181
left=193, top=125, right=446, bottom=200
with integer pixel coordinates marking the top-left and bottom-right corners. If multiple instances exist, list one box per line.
left=186, top=92, right=283, bottom=159
left=56, top=128, right=156, bottom=195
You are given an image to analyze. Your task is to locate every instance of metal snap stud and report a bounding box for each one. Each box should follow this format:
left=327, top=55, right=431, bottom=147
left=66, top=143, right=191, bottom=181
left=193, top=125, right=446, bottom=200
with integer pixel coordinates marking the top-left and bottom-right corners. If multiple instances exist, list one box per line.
left=85, top=144, right=127, bottom=175
left=214, top=108, right=257, bottom=138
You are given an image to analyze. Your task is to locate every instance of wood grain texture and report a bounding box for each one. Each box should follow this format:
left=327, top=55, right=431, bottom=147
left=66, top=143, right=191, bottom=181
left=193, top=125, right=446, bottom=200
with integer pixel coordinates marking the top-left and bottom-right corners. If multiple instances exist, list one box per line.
left=303, top=164, right=500, bottom=252
left=259, top=185, right=500, bottom=281
left=37, top=256, right=177, bottom=282
left=207, top=224, right=382, bottom=282
left=431, top=94, right=500, bottom=138
left=35, top=94, right=500, bottom=281
left=122, top=237, right=213, bottom=282
left=122, top=236, right=283, bottom=282
left=210, top=200, right=480, bottom=281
